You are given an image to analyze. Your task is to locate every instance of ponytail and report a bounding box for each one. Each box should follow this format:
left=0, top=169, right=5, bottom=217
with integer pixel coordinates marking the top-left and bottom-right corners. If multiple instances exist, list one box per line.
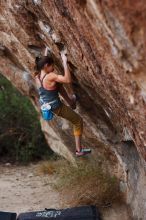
left=35, top=56, right=41, bottom=65
left=33, top=55, right=54, bottom=78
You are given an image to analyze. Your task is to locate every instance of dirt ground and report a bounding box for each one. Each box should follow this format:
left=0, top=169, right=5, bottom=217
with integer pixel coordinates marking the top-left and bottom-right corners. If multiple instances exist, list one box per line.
left=0, top=162, right=132, bottom=219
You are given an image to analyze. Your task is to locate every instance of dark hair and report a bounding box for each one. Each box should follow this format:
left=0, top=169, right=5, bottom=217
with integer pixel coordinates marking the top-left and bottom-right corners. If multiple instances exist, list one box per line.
left=35, top=56, right=54, bottom=72
left=33, top=56, right=54, bottom=77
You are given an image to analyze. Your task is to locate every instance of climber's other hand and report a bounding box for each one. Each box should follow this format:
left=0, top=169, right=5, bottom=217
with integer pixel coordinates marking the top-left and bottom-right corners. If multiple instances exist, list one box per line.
left=69, top=94, right=77, bottom=110
left=70, top=101, right=76, bottom=110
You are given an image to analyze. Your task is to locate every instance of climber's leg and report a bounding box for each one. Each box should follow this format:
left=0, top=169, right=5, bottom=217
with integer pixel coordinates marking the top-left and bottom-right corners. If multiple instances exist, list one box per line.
left=74, top=135, right=81, bottom=152
left=53, top=103, right=85, bottom=153
left=53, top=103, right=91, bottom=156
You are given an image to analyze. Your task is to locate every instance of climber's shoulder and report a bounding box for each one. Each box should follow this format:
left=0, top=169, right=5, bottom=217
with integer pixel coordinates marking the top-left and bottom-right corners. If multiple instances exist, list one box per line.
left=46, top=72, right=59, bottom=81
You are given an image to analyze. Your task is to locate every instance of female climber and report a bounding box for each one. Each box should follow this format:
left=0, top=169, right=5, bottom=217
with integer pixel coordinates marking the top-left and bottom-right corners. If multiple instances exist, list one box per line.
left=34, top=48, right=91, bottom=156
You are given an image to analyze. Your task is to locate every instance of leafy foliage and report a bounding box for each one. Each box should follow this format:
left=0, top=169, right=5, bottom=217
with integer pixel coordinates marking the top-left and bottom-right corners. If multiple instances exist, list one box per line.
left=0, top=74, right=53, bottom=163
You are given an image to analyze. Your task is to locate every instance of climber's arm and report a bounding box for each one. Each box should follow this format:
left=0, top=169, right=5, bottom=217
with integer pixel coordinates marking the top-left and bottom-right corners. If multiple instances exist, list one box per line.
left=53, top=51, right=71, bottom=83
left=49, top=54, right=71, bottom=83
left=53, top=74, right=71, bottom=83
left=62, top=52, right=72, bottom=83
left=51, top=61, right=71, bottom=83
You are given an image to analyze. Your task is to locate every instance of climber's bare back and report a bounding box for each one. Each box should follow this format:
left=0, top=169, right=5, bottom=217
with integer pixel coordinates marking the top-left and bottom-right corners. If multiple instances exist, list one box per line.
left=41, top=72, right=58, bottom=90
left=35, top=71, right=58, bottom=90
left=36, top=70, right=71, bottom=90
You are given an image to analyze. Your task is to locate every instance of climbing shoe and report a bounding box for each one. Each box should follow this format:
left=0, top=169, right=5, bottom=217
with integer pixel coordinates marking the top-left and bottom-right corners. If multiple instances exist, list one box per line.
left=75, top=150, right=87, bottom=157
left=81, top=146, right=91, bottom=154
left=76, top=147, right=91, bottom=156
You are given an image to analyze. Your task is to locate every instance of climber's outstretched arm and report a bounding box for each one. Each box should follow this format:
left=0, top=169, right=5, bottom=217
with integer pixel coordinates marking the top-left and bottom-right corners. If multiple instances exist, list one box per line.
left=61, top=51, right=72, bottom=82
left=53, top=51, right=72, bottom=83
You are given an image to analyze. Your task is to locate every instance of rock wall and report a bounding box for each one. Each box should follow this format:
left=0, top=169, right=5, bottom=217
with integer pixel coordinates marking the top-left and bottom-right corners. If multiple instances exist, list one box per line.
left=0, top=1, right=146, bottom=219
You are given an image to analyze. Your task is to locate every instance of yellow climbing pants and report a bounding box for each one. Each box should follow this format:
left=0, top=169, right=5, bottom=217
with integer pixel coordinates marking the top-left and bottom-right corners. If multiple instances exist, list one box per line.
left=53, top=103, right=83, bottom=136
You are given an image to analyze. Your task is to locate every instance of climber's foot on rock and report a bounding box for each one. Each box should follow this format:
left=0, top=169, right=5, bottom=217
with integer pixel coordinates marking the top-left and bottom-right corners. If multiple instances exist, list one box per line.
left=75, top=147, right=91, bottom=157
left=75, top=150, right=87, bottom=157
left=81, top=146, right=91, bottom=154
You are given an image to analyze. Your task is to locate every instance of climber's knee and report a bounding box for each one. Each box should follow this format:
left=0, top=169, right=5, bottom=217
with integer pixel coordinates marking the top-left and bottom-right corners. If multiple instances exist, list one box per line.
left=73, top=116, right=83, bottom=136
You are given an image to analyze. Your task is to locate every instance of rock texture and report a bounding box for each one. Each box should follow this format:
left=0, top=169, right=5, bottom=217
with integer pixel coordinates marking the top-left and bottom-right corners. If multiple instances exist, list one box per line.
left=0, top=0, right=146, bottom=219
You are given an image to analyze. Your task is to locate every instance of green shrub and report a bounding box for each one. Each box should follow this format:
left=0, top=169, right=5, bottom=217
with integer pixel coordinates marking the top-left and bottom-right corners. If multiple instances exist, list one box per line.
left=0, top=73, right=53, bottom=163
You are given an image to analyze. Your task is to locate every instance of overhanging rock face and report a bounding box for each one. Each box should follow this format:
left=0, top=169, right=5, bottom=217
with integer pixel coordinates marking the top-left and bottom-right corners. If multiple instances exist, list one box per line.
left=0, top=0, right=146, bottom=218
